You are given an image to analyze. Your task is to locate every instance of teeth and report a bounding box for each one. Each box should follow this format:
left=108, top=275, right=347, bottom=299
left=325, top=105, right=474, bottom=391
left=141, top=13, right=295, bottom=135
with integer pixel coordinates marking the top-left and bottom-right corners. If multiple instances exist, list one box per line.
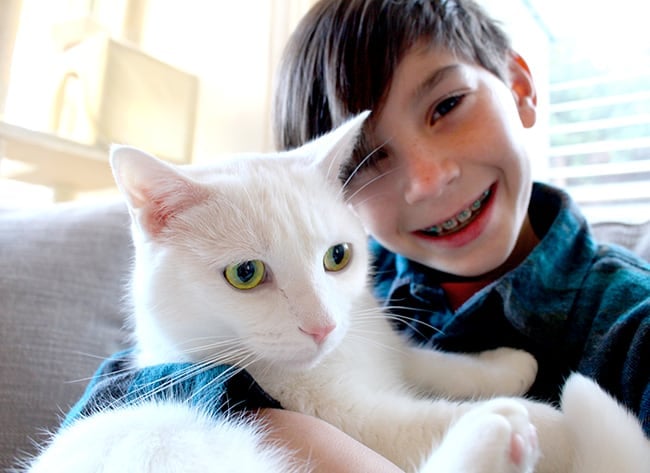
left=457, top=209, right=472, bottom=223
left=442, top=218, right=458, bottom=230
left=422, top=188, right=492, bottom=236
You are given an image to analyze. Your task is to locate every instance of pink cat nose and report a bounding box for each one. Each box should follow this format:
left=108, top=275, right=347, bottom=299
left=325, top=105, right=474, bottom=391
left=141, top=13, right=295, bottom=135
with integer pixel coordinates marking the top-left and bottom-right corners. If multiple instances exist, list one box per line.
left=300, top=324, right=336, bottom=344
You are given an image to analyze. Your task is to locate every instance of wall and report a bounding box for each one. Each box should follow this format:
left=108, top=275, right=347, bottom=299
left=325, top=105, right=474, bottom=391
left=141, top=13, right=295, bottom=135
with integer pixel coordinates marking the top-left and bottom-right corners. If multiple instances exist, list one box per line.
left=136, top=0, right=316, bottom=162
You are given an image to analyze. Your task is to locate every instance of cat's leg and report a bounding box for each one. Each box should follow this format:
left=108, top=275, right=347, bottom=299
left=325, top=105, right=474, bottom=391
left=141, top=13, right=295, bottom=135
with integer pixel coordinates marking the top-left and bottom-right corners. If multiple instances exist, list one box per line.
left=559, top=373, right=650, bottom=473
left=418, top=398, right=540, bottom=473
left=319, top=387, right=570, bottom=473
left=403, top=345, right=538, bottom=398
left=25, top=402, right=303, bottom=473
left=317, top=390, right=544, bottom=473
left=312, top=374, right=644, bottom=473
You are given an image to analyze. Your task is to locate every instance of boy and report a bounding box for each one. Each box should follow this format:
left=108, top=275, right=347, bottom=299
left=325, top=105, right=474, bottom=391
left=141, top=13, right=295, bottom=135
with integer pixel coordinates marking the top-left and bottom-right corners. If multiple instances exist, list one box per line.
left=273, top=0, right=650, bottom=432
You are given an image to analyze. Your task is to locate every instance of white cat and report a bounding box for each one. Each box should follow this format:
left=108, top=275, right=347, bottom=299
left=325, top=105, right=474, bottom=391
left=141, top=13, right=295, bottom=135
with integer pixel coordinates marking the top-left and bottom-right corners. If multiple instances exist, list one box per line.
left=26, top=113, right=649, bottom=473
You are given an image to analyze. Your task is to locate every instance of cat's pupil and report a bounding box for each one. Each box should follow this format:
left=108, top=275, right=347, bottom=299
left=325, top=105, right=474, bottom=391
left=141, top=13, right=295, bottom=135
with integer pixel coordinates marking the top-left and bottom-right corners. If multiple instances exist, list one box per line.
left=331, top=245, right=345, bottom=264
left=237, top=262, right=256, bottom=282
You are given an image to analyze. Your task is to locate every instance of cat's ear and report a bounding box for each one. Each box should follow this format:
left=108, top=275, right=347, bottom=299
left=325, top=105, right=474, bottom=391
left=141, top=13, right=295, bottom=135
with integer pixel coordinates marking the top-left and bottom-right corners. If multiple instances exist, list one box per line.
left=305, top=111, right=370, bottom=184
left=110, top=145, right=209, bottom=237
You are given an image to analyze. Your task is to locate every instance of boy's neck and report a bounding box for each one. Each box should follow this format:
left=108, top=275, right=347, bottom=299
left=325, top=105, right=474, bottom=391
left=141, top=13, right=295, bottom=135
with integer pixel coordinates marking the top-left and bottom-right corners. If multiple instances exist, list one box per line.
left=438, top=215, right=540, bottom=307
left=477, top=215, right=539, bottom=282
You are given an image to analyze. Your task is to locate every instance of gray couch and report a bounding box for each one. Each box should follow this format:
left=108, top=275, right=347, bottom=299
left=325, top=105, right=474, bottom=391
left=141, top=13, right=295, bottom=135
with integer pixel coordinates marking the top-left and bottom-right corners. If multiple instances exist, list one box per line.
left=1, top=198, right=649, bottom=470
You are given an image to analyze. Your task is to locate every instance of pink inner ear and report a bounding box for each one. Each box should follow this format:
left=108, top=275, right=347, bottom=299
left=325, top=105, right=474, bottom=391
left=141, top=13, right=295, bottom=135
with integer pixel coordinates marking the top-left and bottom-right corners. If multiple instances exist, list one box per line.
left=140, top=179, right=208, bottom=237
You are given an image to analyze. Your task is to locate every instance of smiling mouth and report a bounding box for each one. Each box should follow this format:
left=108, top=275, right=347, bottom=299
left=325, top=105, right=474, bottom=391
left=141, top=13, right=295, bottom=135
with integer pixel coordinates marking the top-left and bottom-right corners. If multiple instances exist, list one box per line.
left=419, top=186, right=493, bottom=237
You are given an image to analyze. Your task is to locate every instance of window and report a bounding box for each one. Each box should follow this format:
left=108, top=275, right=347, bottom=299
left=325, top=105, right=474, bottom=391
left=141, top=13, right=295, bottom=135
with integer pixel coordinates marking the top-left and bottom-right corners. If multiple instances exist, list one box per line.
left=484, top=0, right=650, bottom=223
left=546, top=38, right=650, bottom=223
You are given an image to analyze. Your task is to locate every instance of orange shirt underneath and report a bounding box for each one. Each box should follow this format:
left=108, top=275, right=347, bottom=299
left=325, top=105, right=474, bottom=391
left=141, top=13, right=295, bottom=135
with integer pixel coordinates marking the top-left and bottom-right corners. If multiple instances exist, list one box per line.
left=440, top=279, right=493, bottom=312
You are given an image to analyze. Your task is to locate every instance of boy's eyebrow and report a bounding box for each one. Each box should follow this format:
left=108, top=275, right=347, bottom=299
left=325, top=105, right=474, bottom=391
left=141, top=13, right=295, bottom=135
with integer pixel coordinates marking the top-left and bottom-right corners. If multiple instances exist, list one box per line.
left=411, top=64, right=461, bottom=105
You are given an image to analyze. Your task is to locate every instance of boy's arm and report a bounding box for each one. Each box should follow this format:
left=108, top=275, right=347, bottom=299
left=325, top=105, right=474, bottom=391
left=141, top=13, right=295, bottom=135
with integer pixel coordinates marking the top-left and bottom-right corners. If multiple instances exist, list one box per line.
left=576, top=273, right=650, bottom=437
left=590, top=302, right=650, bottom=436
left=257, top=409, right=404, bottom=473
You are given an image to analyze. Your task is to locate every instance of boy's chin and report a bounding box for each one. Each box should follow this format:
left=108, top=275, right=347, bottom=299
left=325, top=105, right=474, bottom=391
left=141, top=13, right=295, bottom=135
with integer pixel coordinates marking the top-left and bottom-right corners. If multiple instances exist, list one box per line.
left=411, top=248, right=513, bottom=279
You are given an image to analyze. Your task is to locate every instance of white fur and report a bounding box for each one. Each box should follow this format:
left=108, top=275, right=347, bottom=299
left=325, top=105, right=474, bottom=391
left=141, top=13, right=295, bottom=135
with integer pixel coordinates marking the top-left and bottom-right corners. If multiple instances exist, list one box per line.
left=27, top=403, right=305, bottom=473
left=25, top=113, right=649, bottom=472
left=560, top=374, right=650, bottom=471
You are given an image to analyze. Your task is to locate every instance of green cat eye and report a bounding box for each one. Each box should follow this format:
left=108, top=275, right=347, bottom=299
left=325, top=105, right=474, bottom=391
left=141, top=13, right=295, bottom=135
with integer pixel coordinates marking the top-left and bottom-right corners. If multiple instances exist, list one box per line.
left=323, top=243, right=352, bottom=272
left=224, top=260, right=266, bottom=290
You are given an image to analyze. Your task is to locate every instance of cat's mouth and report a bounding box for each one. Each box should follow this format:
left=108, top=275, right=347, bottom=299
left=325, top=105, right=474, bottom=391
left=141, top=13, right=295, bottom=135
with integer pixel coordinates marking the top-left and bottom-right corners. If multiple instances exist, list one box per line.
left=278, top=349, right=331, bottom=371
left=274, top=332, right=343, bottom=371
left=417, top=186, right=493, bottom=238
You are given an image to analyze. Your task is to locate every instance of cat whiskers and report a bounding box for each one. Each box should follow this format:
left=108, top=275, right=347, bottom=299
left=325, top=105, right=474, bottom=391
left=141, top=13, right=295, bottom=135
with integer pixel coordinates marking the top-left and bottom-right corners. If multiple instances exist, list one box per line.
left=344, top=308, right=411, bottom=356
left=328, top=138, right=391, bottom=192
left=383, top=305, right=444, bottom=339
left=99, top=338, right=261, bottom=411
left=175, top=335, right=263, bottom=376
left=338, top=138, right=392, bottom=199
left=185, top=351, right=263, bottom=407
left=347, top=305, right=443, bottom=352
left=345, top=329, right=406, bottom=356
left=63, top=351, right=135, bottom=385
left=343, top=169, right=398, bottom=209
left=176, top=336, right=245, bottom=357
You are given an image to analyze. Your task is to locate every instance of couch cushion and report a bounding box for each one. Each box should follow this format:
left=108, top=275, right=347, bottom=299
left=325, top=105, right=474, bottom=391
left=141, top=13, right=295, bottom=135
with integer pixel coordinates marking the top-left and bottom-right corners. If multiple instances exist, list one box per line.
left=0, top=199, right=132, bottom=469
left=591, top=219, right=650, bottom=261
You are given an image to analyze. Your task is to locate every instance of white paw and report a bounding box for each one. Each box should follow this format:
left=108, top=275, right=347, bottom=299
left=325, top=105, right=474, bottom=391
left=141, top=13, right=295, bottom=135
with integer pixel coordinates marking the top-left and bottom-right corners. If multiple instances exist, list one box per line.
left=421, top=400, right=540, bottom=473
left=476, top=348, right=538, bottom=396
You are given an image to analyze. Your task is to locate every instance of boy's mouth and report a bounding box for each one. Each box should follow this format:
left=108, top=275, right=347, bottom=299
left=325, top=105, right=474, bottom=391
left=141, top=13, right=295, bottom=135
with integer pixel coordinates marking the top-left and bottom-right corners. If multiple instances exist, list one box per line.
left=418, top=186, right=493, bottom=237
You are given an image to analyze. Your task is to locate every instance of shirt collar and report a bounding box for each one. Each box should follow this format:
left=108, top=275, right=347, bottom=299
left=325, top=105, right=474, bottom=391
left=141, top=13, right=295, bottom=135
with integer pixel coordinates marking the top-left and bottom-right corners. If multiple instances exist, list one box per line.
left=372, top=183, right=599, bottom=341
left=492, top=183, right=597, bottom=339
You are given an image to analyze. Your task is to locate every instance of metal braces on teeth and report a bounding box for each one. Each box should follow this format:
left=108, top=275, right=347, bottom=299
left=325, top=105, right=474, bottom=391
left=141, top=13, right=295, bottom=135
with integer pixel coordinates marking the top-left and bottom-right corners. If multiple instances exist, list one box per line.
left=423, top=188, right=492, bottom=236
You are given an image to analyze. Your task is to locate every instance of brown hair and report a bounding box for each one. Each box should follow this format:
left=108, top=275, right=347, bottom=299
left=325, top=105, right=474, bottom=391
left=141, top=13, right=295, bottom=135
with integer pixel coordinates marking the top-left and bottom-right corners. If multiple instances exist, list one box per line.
left=273, top=0, right=511, bottom=151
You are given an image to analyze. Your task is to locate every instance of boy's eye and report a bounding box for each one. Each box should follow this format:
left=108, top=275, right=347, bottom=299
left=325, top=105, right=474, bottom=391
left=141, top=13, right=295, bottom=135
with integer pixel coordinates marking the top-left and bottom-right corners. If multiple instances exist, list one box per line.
left=430, top=94, right=464, bottom=125
left=224, top=260, right=266, bottom=290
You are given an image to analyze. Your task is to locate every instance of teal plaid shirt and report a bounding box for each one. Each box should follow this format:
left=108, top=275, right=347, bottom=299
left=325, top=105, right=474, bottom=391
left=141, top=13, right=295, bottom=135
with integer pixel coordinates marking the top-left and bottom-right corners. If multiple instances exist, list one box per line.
left=371, top=182, right=650, bottom=435
left=63, top=350, right=279, bottom=428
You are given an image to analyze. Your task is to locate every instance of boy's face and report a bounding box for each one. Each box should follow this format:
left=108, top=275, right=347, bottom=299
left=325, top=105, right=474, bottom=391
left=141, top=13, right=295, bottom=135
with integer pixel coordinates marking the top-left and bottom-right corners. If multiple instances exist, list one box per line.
left=347, top=45, right=538, bottom=277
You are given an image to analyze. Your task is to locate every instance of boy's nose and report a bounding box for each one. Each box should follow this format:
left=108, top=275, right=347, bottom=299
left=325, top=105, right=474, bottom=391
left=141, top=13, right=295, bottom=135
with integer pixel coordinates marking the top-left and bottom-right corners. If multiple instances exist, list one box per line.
left=403, top=153, right=460, bottom=205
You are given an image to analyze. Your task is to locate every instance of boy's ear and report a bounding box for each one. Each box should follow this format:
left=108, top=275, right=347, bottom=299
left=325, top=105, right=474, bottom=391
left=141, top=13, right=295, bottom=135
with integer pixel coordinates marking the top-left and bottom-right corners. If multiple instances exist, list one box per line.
left=508, top=52, right=537, bottom=128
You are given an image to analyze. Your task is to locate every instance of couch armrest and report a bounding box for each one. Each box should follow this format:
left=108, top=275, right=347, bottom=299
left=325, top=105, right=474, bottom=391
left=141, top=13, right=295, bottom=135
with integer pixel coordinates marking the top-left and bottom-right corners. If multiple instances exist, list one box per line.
left=0, top=199, right=132, bottom=469
left=591, top=219, right=650, bottom=261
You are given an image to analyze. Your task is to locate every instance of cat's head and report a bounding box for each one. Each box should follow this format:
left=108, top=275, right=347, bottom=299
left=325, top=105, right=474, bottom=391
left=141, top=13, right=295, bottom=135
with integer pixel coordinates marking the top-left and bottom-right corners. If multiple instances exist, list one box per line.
left=111, top=112, right=371, bottom=371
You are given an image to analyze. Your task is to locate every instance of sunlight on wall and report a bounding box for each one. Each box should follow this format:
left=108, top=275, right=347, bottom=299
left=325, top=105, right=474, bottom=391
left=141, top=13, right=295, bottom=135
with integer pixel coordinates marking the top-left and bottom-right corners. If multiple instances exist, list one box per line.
left=138, top=2, right=275, bottom=160
left=136, top=0, right=315, bottom=161
left=5, top=1, right=308, bottom=161
left=1, top=0, right=314, bottom=206
left=5, top=2, right=62, bottom=132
